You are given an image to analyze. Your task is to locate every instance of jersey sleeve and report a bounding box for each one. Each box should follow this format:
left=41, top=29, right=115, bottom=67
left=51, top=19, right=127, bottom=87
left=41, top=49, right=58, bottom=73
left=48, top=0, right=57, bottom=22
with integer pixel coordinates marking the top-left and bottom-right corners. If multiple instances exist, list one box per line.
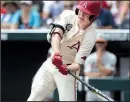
left=53, top=10, right=70, bottom=30
left=47, top=10, right=74, bottom=42
left=74, top=28, right=96, bottom=65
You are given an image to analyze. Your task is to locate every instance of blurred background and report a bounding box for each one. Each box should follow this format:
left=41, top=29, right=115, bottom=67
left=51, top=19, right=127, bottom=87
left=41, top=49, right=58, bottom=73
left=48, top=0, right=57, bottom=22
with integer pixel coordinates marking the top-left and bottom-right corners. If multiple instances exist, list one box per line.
left=1, top=0, right=130, bottom=101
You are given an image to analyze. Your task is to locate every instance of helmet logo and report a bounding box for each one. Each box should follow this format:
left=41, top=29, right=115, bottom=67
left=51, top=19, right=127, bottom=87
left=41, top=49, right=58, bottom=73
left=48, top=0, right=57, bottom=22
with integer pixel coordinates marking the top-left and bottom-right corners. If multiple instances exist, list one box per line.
left=65, top=24, right=73, bottom=33
left=81, top=2, right=87, bottom=8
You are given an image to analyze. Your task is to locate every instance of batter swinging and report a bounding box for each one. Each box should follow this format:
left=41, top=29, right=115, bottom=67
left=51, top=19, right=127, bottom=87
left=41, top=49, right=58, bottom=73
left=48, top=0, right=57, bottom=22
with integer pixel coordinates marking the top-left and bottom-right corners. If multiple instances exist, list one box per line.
left=27, top=1, right=101, bottom=101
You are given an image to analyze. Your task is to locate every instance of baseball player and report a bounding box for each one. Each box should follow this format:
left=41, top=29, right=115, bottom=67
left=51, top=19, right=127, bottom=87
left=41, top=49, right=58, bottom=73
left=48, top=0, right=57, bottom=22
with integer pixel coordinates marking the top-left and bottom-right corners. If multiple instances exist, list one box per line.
left=27, top=1, right=101, bottom=101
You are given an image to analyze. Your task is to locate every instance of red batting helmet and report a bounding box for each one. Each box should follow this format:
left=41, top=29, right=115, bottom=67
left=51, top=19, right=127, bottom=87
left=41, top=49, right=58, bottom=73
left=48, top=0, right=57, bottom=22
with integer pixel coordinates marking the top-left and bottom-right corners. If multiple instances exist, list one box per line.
left=76, top=1, right=101, bottom=23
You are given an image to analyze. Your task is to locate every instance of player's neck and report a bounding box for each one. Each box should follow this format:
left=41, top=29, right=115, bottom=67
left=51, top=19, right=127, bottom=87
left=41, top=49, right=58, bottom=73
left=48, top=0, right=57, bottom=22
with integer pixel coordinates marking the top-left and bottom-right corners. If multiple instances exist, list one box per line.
left=78, top=26, right=89, bottom=34
left=78, top=24, right=89, bottom=31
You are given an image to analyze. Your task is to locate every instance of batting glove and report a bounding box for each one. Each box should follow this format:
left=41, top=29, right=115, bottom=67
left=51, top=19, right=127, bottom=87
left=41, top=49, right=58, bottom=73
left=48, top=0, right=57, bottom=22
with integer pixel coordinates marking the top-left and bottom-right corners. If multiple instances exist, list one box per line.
left=52, top=53, right=62, bottom=68
left=59, top=64, right=68, bottom=75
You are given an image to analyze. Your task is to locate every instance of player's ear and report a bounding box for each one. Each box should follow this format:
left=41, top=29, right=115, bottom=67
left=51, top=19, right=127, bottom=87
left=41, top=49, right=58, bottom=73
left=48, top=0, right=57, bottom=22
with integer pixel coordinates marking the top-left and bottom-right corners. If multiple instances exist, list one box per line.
left=75, top=8, right=79, bottom=15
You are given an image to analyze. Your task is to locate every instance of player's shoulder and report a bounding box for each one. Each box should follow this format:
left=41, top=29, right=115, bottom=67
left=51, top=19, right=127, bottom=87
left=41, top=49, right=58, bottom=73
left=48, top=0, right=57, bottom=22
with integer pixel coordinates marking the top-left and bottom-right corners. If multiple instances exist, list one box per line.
left=84, top=25, right=97, bottom=40
left=88, top=25, right=97, bottom=35
left=60, top=10, right=76, bottom=18
left=106, top=51, right=117, bottom=60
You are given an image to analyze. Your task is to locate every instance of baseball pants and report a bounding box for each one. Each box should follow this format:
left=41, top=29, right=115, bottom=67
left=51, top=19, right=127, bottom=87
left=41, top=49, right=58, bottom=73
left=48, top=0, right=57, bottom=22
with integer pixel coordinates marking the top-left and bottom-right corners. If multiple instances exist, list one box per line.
left=27, top=58, right=78, bottom=101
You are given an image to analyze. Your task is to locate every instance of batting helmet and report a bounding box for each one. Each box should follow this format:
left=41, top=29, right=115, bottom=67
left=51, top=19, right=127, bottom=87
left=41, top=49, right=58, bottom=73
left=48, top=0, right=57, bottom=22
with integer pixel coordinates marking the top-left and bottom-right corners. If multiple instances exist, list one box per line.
left=75, top=1, right=101, bottom=23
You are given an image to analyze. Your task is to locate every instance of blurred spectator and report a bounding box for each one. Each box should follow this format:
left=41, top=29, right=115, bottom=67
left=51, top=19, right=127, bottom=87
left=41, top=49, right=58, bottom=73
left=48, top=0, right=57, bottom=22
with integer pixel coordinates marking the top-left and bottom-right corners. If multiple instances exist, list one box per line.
left=32, top=1, right=44, bottom=15
left=1, top=1, right=128, bottom=29
left=110, top=1, right=120, bottom=18
left=42, top=1, right=63, bottom=26
left=1, top=1, right=7, bottom=19
left=95, top=7, right=117, bottom=29
left=42, top=1, right=54, bottom=20
left=117, top=1, right=129, bottom=29
left=10, top=1, right=41, bottom=29
left=43, top=0, right=63, bottom=26
left=42, top=1, right=77, bottom=27
left=110, top=1, right=129, bottom=29
left=102, top=1, right=112, bottom=10
left=1, top=1, right=19, bottom=29
left=63, top=1, right=75, bottom=10
left=84, top=33, right=117, bottom=101
left=50, top=1, right=64, bottom=20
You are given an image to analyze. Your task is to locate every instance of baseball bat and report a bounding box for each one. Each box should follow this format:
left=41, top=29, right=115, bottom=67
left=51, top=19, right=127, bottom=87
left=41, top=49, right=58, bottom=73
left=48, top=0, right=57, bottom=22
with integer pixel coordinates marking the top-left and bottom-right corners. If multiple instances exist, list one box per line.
left=68, top=71, right=115, bottom=101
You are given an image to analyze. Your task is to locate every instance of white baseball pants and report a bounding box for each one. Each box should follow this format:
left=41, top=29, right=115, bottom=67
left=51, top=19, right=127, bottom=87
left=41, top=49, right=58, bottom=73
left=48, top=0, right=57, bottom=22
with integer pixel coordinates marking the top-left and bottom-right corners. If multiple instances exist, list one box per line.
left=27, top=58, right=78, bottom=101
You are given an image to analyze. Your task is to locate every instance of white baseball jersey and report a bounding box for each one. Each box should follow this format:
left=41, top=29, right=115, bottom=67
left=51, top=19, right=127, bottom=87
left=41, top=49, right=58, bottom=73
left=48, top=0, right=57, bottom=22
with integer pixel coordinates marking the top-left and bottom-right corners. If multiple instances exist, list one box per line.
left=48, top=10, right=96, bottom=65
left=28, top=10, right=97, bottom=101
left=84, top=51, right=117, bottom=101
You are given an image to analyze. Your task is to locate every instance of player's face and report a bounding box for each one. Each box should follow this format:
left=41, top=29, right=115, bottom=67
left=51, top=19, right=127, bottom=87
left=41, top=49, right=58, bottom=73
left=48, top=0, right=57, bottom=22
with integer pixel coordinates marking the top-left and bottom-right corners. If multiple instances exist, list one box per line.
left=77, top=10, right=91, bottom=29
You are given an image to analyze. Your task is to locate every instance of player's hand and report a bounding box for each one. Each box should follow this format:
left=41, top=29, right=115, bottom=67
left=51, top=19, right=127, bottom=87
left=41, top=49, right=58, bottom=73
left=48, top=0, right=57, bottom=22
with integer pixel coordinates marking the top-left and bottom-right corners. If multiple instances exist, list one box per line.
left=58, top=62, right=81, bottom=75
left=52, top=53, right=62, bottom=68
left=67, top=63, right=81, bottom=72
left=59, top=64, right=68, bottom=75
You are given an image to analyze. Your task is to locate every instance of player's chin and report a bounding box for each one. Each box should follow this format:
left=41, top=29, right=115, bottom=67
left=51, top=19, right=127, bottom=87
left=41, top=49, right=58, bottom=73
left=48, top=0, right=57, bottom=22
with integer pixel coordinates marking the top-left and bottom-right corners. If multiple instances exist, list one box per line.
left=78, top=23, right=87, bottom=29
left=78, top=20, right=89, bottom=28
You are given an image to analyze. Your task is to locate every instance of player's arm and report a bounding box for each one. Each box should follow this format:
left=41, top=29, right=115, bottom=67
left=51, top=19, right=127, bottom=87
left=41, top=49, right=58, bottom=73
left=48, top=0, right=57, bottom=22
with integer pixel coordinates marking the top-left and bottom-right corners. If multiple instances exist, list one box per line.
left=47, top=23, right=65, bottom=54
left=47, top=11, right=67, bottom=53
left=67, top=63, right=81, bottom=72
left=67, top=29, right=96, bottom=72
left=50, top=27, right=64, bottom=68
left=51, top=28, right=63, bottom=53
left=47, top=10, right=67, bottom=68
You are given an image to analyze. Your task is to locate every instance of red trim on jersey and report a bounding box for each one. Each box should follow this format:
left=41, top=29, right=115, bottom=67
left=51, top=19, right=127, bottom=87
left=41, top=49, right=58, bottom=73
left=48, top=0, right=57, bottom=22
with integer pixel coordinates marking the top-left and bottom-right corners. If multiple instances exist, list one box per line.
left=81, top=56, right=87, bottom=61
left=74, top=73, right=76, bottom=101
left=75, top=78, right=76, bottom=101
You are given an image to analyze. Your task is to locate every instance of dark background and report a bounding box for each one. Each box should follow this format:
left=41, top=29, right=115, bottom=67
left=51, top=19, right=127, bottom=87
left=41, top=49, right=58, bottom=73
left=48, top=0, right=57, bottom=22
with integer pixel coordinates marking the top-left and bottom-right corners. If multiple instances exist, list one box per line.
left=1, top=41, right=130, bottom=101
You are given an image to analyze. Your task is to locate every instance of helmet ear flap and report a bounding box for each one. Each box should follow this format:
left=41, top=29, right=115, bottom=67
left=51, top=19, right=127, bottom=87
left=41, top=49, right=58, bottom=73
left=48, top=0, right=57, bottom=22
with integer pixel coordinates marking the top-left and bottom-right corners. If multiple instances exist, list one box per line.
left=75, top=8, right=79, bottom=15
left=75, top=9, right=97, bottom=23
left=89, top=15, right=97, bottom=22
